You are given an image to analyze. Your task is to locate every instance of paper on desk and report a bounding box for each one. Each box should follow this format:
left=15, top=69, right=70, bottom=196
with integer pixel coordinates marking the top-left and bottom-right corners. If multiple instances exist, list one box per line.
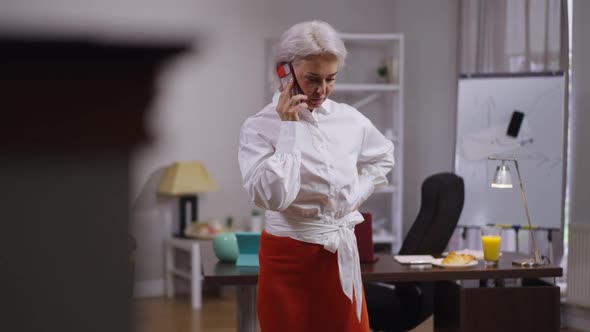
left=394, top=255, right=436, bottom=264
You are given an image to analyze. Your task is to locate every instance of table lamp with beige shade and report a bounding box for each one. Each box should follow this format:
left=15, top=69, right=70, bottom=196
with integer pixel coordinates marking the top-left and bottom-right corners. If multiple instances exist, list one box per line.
left=157, top=161, right=219, bottom=238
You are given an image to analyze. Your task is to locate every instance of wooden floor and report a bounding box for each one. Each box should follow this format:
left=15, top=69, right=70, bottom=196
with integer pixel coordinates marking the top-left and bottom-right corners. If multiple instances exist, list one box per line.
left=133, top=290, right=582, bottom=332
left=132, top=289, right=431, bottom=332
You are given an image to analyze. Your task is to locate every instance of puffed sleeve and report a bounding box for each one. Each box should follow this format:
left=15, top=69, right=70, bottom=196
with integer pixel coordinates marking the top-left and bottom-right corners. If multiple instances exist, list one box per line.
left=356, top=119, right=395, bottom=205
left=238, top=119, right=303, bottom=211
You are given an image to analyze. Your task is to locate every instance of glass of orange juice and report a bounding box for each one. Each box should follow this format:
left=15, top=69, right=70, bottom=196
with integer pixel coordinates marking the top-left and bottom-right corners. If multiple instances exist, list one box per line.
left=481, top=226, right=502, bottom=267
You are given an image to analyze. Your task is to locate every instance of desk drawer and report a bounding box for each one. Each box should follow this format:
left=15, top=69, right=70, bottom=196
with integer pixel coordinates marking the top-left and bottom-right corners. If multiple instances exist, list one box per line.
left=434, top=280, right=560, bottom=332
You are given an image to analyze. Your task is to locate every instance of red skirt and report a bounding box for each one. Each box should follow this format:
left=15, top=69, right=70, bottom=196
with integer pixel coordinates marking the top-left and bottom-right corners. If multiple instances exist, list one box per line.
left=257, top=231, right=370, bottom=332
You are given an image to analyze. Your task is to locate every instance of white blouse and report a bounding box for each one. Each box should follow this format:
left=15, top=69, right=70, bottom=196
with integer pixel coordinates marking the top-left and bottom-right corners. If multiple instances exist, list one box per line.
left=238, top=92, right=394, bottom=321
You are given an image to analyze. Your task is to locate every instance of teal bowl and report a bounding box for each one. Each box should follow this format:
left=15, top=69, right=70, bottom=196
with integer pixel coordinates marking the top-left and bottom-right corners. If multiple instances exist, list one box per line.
left=212, top=232, right=239, bottom=263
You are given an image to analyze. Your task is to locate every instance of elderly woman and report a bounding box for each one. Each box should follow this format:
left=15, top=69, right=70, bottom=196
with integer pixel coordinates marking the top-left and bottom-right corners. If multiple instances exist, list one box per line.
left=238, top=20, right=394, bottom=331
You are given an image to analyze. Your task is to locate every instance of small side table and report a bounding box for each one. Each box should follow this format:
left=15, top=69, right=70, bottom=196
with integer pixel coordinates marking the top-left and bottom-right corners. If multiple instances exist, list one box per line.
left=165, top=237, right=202, bottom=309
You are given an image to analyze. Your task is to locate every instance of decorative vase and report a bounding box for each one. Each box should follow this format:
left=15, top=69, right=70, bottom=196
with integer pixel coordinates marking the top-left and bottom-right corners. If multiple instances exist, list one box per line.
left=249, top=209, right=264, bottom=232
left=213, top=232, right=239, bottom=262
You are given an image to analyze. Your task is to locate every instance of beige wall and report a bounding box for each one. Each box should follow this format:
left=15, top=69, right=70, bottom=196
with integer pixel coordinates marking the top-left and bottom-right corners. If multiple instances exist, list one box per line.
left=0, top=0, right=198, bottom=41
left=130, top=0, right=400, bottom=284
left=3, top=0, right=589, bottom=303
left=391, top=0, right=460, bottom=234
left=0, top=0, right=462, bottom=288
left=132, top=0, right=461, bottom=285
left=132, top=0, right=462, bottom=285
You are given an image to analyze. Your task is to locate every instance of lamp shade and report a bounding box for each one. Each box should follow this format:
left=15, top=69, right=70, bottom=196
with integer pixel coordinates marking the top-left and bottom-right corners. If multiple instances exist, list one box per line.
left=157, top=161, right=219, bottom=195
left=491, top=162, right=513, bottom=189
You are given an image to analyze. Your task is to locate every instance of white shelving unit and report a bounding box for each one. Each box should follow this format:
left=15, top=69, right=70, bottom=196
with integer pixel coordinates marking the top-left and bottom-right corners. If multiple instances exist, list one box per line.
left=264, top=33, right=404, bottom=253
left=334, top=33, right=404, bottom=254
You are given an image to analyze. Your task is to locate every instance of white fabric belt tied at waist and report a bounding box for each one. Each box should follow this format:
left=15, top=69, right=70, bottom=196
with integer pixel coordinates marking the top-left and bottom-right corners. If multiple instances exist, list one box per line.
left=264, top=211, right=365, bottom=322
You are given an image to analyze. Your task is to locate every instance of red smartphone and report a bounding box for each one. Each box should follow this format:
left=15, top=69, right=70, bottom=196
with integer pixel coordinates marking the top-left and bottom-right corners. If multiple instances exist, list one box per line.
left=276, top=63, right=304, bottom=97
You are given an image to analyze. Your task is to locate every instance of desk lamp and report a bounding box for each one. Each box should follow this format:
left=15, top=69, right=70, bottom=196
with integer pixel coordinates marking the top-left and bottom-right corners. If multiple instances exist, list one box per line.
left=488, top=156, right=545, bottom=266
left=158, top=161, right=218, bottom=238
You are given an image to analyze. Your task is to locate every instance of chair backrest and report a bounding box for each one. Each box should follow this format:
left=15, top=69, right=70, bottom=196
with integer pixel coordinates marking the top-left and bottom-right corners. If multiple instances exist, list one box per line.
left=398, top=172, right=464, bottom=255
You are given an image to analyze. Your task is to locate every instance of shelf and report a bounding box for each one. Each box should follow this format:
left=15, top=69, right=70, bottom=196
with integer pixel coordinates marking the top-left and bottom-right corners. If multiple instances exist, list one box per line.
left=340, top=33, right=403, bottom=41
left=374, top=185, right=396, bottom=194
left=265, top=31, right=404, bottom=255
left=334, top=83, right=400, bottom=92
left=373, top=234, right=395, bottom=244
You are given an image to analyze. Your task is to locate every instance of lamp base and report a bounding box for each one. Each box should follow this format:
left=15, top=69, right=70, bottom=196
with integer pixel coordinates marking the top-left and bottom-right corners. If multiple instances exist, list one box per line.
left=512, top=258, right=545, bottom=267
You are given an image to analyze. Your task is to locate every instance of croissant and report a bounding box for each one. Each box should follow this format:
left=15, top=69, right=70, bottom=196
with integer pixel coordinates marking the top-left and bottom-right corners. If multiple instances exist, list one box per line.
left=442, top=251, right=476, bottom=265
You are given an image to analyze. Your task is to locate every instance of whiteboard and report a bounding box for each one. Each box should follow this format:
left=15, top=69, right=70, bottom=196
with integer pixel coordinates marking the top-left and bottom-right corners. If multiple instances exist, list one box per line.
left=454, top=74, right=566, bottom=229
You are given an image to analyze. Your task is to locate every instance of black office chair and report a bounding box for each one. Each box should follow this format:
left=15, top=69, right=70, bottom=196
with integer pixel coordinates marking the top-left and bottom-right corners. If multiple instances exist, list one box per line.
left=365, top=172, right=465, bottom=332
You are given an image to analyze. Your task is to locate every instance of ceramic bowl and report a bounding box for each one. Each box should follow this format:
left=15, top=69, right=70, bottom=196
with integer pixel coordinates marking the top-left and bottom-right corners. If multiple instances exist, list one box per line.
left=212, top=232, right=239, bottom=262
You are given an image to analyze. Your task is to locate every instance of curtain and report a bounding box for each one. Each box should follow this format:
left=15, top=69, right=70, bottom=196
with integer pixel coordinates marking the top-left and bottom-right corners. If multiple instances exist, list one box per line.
left=459, top=0, right=568, bottom=74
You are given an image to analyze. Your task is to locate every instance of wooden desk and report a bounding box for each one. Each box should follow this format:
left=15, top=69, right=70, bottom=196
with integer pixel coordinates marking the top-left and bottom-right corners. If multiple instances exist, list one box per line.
left=201, top=242, right=562, bottom=332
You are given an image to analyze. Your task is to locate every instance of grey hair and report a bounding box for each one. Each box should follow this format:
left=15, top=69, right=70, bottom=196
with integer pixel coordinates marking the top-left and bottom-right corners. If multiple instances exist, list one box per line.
left=269, top=20, right=347, bottom=91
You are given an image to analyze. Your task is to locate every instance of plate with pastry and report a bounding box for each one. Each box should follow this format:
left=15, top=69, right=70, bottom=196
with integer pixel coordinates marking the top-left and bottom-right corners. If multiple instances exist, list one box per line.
left=432, top=251, right=478, bottom=268
left=442, top=249, right=502, bottom=261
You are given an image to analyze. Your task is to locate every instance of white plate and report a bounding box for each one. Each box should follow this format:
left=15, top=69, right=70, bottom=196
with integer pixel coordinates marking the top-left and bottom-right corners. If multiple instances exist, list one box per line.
left=431, top=258, right=479, bottom=269
left=442, top=250, right=502, bottom=261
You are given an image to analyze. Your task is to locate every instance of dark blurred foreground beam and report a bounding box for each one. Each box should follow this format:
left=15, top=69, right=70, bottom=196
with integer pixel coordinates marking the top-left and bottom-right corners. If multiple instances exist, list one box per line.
left=0, top=37, right=187, bottom=332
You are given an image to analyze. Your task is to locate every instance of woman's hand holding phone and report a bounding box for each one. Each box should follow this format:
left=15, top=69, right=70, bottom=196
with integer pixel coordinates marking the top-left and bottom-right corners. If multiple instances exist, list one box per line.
left=276, top=80, right=308, bottom=121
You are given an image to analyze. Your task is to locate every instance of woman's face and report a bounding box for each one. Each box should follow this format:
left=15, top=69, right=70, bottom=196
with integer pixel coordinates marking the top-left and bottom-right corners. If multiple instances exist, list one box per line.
left=293, top=53, right=339, bottom=109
